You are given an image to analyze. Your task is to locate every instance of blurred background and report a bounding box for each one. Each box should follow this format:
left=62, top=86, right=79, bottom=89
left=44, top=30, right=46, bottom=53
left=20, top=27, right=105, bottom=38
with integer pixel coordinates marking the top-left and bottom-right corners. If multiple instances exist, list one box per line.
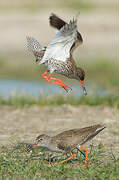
left=0, top=0, right=119, bottom=98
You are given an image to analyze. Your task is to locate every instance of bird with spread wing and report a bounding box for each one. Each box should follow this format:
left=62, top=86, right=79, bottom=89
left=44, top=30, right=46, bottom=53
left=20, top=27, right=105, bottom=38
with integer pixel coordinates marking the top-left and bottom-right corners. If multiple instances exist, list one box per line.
left=27, top=13, right=87, bottom=95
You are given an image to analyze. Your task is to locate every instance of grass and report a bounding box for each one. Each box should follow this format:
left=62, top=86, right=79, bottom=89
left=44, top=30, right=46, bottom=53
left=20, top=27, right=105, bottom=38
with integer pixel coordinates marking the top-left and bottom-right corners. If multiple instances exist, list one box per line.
left=0, top=143, right=118, bottom=179
left=0, top=93, right=119, bottom=108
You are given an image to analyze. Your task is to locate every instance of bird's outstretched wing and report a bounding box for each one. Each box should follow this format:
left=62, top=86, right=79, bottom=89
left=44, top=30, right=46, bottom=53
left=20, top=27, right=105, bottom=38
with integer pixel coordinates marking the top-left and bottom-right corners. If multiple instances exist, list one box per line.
left=26, top=36, right=46, bottom=63
left=49, top=13, right=83, bottom=48
left=41, top=18, right=78, bottom=64
left=49, top=13, right=66, bottom=33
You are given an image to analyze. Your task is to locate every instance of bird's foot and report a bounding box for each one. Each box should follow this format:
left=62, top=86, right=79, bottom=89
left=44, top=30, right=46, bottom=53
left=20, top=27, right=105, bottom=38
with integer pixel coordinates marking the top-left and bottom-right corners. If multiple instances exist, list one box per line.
left=50, top=77, right=72, bottom=92
left=41, top=71, right=72, bottom=92
left=59, top=82, right=72, bottom=93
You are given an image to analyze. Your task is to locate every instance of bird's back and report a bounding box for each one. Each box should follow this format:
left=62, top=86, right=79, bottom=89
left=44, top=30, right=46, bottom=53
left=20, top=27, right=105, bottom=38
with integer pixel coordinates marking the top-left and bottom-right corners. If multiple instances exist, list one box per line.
left=52, top=125, right=106, bottom=152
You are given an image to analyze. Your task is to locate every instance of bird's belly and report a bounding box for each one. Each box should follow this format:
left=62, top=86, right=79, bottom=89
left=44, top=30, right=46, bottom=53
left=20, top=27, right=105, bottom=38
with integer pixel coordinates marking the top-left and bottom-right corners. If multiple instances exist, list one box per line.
left=45, top=59, right=74, bottom=78
left=48, top=145, right=64, bottom=153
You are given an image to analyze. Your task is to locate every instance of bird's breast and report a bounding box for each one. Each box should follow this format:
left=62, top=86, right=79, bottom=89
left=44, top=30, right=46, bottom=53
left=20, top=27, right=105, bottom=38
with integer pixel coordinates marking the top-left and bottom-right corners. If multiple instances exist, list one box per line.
left=45, top=59, right=75, bottom=78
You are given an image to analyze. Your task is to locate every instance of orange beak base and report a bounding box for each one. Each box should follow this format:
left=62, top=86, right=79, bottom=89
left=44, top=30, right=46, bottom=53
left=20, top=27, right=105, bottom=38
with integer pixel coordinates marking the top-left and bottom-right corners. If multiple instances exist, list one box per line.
left=32, top=143, right=38, bottom=149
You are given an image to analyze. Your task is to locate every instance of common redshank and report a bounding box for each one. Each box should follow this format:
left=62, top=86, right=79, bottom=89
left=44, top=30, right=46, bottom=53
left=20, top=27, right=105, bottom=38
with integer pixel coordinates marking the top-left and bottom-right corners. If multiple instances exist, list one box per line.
left=27, top=13, right=87, bottom=95
left=32, top=124, right=106, bottom=165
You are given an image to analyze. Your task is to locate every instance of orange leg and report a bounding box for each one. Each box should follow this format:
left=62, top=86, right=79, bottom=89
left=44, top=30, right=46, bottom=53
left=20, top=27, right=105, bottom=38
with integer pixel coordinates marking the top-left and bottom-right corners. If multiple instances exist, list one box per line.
left=55, top=153, right=75, bottom=165
left=41, top=71, right=72, bottom=92
left=80, top=146, right=88, bottom=165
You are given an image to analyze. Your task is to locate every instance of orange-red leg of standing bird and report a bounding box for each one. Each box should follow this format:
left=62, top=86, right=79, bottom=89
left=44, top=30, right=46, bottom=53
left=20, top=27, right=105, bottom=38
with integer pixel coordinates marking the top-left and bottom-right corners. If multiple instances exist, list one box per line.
left=41, top=71, right=72, bottom=92
left=80, top=146, right=88, bottom=165
left=55, top=153, right=75, bottom=165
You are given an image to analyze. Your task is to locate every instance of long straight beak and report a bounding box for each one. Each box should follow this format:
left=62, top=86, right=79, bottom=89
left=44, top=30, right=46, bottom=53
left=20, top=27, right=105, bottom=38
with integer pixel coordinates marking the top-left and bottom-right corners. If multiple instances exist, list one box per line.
left=80, top=80, right=87, bottom=95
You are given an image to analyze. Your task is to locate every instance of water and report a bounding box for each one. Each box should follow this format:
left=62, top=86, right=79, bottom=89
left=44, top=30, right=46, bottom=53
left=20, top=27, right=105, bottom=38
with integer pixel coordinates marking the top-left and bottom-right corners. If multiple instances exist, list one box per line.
left=0, top=79, right=108, bottom=98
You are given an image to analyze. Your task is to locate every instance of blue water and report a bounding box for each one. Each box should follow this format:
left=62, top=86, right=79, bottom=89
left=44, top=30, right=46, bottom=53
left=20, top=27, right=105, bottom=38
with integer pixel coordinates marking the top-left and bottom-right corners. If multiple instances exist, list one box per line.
left=0, top=79, right=108, bottom=98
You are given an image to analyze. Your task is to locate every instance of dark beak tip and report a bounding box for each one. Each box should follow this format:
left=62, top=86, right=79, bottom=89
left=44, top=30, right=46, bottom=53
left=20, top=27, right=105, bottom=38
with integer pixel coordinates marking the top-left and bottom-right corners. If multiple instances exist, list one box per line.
left=84, top=91, right=87, bottom=95
left=80, top=80, right=87, bottom=95
left=83, top=87, right=87, bottom=96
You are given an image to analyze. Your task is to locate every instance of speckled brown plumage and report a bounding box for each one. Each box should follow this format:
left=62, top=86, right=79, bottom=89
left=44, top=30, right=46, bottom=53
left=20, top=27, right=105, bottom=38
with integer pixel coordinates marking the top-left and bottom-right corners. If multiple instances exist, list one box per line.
left=27, top=13, right=87, bottom=95
left=32, top=124, right=106, bottom=165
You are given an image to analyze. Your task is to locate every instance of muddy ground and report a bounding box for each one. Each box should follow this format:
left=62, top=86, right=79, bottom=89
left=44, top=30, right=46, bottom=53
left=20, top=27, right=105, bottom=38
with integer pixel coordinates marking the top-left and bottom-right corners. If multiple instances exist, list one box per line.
left=0, top=105, right=119, bottom=157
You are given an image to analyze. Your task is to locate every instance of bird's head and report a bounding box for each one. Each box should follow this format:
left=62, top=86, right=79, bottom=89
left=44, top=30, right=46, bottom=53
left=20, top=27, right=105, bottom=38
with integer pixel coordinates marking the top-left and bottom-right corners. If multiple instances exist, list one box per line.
left=32, top=134, right=50, bottom=148
left=76, top=67, right=87, bottom=95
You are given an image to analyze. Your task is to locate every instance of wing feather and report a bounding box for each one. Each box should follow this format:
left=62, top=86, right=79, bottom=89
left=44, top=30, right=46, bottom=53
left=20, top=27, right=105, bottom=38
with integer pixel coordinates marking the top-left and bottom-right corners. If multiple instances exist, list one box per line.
left=49, top=13, right=66, bottom=33
left=41, top=19, right=78, bottom=63
left=49, top=13, right=83, bottom=48
left=51, top=125, right=106, bottom=151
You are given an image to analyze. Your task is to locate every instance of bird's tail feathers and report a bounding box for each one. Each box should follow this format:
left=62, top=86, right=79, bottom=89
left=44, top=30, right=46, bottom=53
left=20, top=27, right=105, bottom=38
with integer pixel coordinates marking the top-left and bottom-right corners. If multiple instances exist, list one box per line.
left=26, top=36, right=42, bottom=52
left=26, top=36, right=46, bottom=64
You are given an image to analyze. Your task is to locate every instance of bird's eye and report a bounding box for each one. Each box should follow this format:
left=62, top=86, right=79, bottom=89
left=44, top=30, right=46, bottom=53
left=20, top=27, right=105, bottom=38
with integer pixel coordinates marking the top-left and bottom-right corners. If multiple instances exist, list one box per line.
left=40, top=138, right=43, bottom=141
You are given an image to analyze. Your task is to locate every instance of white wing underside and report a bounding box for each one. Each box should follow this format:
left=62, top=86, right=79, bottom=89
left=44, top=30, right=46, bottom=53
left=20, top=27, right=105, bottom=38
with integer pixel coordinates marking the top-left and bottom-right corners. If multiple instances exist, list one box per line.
left=40, top=20, right=77, bottom=63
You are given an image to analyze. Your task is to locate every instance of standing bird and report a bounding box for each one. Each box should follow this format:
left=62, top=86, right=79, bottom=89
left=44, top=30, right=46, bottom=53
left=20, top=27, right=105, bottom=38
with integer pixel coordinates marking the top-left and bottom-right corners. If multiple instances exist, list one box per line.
left=32, top=124, right=106, bottom=165
left=27, top=13, right=87, bottom=95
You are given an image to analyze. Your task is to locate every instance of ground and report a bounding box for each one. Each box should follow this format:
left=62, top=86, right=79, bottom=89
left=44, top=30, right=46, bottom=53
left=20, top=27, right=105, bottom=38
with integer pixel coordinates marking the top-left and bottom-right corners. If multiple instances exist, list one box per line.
left=0, top=105, right=119, bottom=158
